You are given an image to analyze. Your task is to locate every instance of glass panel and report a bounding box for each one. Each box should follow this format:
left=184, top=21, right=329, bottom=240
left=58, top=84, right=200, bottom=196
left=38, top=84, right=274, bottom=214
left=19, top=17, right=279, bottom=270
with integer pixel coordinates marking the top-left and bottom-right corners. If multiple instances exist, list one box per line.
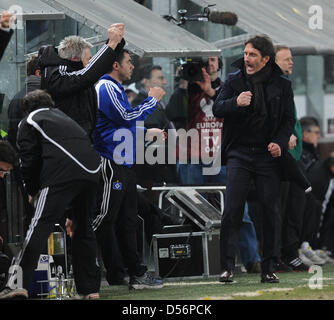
left=290, top=55, right=306, bottom=95
left=324, top=55, right=334, bottom=94
left=26, top=17, right=77, bottom=54
left=221, top=45, right=243, bottom=79
left=0, top=25, right=25, bottom=133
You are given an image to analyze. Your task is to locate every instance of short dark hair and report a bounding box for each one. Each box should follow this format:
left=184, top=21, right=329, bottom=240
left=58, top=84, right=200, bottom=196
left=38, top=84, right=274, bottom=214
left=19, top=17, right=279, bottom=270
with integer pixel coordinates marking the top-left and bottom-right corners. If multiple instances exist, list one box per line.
left=108, top=49, right=131, bottom=73
left=142, top=65, right=162, bottom=80
left=299, top=116, right=320, bottom=132
left=245, top=35, right=275, bottom=62
left=22, top=89, right=55, bottom=114
left=0, top=141, right=18, bottom=166
left=26, top=55, right=40, bottom=76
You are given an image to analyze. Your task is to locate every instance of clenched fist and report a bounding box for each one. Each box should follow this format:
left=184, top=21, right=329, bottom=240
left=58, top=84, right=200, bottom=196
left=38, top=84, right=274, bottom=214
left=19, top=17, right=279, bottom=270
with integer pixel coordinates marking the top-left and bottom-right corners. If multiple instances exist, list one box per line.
left=107, top=23, right=125, bottom=50
left=148, top=87, right=166, bottom=102
left=237, top=91, right=252, bottom=107
left=268, top=142, right=281, bottom=158
left=146, top=128, right=167, bottom=142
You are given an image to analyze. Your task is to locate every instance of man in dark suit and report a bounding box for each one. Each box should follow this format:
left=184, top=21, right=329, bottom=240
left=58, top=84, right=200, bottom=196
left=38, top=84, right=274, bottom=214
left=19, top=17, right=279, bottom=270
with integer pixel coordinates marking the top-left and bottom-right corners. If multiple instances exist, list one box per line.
left=0, top=10, right=14, bottom=61
left=213, top=35, right=295, bottom=284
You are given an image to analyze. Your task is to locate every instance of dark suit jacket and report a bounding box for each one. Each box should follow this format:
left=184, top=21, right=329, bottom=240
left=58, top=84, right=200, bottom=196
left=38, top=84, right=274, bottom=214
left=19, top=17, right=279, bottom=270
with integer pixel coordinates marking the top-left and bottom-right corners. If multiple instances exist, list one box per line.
left=213, top=58, right=295, bottom=164
left=212, top=58, right=310, bottom=190
left=0, top=28, right=13, bottom=61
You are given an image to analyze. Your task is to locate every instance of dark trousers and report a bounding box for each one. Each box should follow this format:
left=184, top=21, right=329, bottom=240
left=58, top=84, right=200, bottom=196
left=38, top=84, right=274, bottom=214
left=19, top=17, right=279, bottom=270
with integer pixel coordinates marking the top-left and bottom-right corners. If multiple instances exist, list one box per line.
left=10, top=180, right=100, bottom=294
left=92, top=158, right=146, bottom=281
left=220, top=146, right=281, bottom=273
left=280, top=181, right=306, bottom=261
left=318, top=205, right=334, bottom=252
left=301, top=193, right=322, bottom=248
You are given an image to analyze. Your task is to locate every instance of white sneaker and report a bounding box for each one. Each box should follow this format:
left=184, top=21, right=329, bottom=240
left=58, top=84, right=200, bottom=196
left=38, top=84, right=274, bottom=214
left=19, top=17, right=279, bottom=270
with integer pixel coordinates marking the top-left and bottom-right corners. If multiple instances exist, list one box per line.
left=0, top=287, right=28, bottom=300
left=315, top=249, right=334, bottom=264
left=129, top=272, right=163, bottom=290
left=299, top=251, right=315, bottom=267
left=300, top=242, right=326, bottom=265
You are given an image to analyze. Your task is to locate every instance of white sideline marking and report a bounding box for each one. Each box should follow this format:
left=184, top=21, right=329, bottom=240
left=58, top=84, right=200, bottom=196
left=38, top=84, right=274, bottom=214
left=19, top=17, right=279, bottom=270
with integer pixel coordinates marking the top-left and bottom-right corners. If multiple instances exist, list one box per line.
left=201, top=288, right=295, bottom=300
left=164, top=281, right=219, bottom=286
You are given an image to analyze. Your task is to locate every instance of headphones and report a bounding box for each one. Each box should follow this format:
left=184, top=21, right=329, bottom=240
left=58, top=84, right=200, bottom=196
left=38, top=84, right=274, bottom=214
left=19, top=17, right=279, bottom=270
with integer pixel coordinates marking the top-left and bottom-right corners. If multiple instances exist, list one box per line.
left=204, top=56, right=223, bottom=71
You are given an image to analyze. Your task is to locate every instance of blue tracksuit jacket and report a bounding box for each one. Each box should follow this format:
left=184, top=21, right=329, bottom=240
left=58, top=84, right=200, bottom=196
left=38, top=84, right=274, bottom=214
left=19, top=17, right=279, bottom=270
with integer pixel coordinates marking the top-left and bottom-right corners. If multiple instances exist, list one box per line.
left=94, top=74, right=158, bottom=166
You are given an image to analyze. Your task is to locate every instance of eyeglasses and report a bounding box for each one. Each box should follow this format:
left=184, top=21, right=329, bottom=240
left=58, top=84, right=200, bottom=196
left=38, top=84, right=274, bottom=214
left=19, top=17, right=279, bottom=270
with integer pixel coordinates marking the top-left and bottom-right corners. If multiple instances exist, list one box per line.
left=0, top=170, right=10, bottom=176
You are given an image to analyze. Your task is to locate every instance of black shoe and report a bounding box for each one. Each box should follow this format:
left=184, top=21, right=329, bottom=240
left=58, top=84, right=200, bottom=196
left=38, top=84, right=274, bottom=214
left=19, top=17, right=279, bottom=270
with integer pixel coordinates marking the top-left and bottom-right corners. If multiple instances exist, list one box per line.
left=261, top=272, right=279, bottom=283
left=287, top=257, right=309, bottom=272
left=274, top=259, right=293, bottom=273
left=219, top=270, right=234, bottom=283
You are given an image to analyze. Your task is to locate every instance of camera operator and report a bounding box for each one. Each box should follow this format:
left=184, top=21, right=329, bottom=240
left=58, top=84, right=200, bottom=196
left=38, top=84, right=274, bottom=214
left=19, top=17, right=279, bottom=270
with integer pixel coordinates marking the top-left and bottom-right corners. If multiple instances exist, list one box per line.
left=166, top=56, right=224, bottom=184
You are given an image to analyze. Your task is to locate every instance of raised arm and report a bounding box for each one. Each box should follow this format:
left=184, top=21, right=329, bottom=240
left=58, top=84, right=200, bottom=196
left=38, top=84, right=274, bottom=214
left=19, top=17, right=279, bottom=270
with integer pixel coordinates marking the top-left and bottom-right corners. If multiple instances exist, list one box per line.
left=42, top=24, right=125, bottom=97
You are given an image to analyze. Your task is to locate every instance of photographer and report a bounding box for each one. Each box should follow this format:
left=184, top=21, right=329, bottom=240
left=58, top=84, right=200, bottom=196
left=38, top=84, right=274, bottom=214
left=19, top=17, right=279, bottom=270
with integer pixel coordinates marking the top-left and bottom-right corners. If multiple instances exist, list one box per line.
left=166, top=56, right=224, bottom=184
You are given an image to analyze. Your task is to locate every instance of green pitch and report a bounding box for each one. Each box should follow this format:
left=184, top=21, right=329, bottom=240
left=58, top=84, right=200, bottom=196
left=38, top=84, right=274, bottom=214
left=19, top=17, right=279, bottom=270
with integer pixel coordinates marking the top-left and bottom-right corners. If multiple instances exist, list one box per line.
left=99, top=264, right=334, bottom=300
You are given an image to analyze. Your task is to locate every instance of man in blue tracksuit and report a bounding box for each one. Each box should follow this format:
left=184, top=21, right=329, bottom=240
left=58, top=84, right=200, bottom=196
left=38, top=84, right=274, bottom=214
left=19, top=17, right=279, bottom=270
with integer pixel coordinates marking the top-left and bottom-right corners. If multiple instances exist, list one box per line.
left=92, top=48, right=166, bottom=289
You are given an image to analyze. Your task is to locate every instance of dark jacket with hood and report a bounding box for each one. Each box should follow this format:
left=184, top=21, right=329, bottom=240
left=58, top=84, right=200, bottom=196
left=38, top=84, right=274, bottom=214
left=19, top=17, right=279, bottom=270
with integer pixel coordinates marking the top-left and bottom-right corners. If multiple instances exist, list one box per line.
left=38, top=40, right=125, bottom=140
left=17, top=107, right=101, bottom=197
left=300, top=141, right=320, bottom=173
left=308, top=158, right=334, bottom=213
left=7, top=75, right=41, bottom=149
